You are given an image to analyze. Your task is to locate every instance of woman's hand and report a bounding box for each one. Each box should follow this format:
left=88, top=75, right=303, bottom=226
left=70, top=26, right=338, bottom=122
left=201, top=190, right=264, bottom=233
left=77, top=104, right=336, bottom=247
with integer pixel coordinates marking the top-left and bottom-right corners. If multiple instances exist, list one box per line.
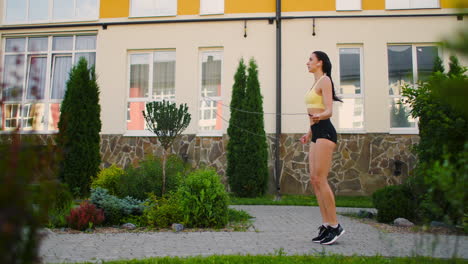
left=300, top=132, right=311, bottom=144
left=308, top=113, right=321, bottom=124
left=311, top=113, right=321, bottom=124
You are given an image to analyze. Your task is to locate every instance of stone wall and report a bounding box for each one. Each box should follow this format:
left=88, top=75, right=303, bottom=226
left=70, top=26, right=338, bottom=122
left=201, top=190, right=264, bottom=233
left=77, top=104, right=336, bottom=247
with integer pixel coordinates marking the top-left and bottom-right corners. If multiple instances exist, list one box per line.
left=100, top=135, right=229, bottom=186
left=1, top=133, right=419, bottom=196
left=277, top=134, right=419, bottom=196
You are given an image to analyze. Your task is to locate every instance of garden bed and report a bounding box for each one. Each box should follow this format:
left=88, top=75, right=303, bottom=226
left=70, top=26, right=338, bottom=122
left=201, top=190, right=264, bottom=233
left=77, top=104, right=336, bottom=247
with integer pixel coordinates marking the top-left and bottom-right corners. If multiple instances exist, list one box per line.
left=49, top=222, right=255, bottom=235
left=338, top=212, right=466, bottom=236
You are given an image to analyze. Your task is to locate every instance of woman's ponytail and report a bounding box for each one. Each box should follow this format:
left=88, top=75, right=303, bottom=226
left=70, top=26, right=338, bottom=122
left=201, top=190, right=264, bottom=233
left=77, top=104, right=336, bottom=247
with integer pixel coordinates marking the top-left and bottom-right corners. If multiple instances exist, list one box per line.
left=313, top=51, right=343, bottom=103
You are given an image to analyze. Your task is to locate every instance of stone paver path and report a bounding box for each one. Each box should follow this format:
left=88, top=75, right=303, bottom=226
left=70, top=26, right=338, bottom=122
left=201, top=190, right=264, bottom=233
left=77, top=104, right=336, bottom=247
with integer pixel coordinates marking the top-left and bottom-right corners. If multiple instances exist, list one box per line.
left=40, top=206, right=468, bottom=263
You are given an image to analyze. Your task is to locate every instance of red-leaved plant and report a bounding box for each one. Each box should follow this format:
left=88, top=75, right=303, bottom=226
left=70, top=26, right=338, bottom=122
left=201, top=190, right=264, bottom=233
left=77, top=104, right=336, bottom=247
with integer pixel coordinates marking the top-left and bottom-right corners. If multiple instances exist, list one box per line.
left=66, top=202, right=104, bottom=231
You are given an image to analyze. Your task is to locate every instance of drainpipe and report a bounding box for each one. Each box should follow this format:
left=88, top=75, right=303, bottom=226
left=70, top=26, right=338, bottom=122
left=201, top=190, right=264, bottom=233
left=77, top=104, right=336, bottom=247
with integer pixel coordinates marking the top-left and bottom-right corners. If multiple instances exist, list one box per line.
left=275, top=0, right=282, bottom=199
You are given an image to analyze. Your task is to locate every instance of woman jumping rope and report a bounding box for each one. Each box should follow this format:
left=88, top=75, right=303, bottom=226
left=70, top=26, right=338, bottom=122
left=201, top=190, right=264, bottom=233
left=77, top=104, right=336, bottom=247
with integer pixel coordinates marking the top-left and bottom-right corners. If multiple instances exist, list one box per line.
left=300, top=51, right=344, bottom=245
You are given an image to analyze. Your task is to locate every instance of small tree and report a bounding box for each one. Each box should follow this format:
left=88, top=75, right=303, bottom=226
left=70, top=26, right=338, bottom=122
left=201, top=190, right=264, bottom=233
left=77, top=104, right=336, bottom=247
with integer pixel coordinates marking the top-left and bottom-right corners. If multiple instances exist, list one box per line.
left=143, top=100, right=191, bottom=195
left=227, top=59, right=247, bottom=195
left=57, top=57, right=102, bottom=198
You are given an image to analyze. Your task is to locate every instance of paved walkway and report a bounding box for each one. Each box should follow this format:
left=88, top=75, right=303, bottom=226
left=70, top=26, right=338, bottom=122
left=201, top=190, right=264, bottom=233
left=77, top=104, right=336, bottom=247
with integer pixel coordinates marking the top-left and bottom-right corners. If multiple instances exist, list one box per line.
left=40, top=206, right=468, bottom=263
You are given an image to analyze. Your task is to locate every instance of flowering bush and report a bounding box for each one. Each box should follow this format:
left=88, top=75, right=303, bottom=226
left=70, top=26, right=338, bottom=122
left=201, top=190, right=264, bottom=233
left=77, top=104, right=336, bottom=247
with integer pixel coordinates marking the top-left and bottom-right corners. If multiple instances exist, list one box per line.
left=66, top=201, right=105, bottom=231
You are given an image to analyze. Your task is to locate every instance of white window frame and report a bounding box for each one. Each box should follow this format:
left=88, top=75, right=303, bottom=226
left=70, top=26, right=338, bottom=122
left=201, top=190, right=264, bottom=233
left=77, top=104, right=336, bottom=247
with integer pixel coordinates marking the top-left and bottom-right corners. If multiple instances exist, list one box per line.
left=0, top=34, right=97, bottom=133
left=3, top=0, right=100, bottom=25
left=335, top=45, right=366, bottom=134
left=197, top=49, right=223, bottom=137
left=386, top=0, right=440, bottom=10
left=4, top=104, right=21, bottom=129
left=129, top=0, right=178, bottom=18
left=200, top=0, right=225, bottom=15
left=21, top=103, right=33, bottom=129
left=336, top=0, right=362, bottom=11
left=387, top=43, right=441, bottom=134
left=124, top=49, right=177, bottom=137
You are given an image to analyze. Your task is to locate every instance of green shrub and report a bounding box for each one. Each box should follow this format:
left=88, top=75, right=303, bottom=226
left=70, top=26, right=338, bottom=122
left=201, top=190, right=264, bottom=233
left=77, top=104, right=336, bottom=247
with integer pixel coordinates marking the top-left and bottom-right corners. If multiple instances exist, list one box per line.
left=120, top=214, right=145, bottom=227
left=464, top=213, right=468, bottom=233
left=90, top=187, right=145, bottom=225
left=117, top=155, right=185, bottom=200
left=0, top=141, right=60, bottom=263
left=91, top=165, right=125, bottom=196
left=47, top=183, right=74, bottom=228
left=142, top=193, right=183, bottom=228
left=402, top=70, right=467, bottom=167
left=48, top=206, right=73, bottom=228
left=165, top=154, right=188, bottom=190
left=228, top=208, right=252, bottom=223
left=177, top=168, right=229, bottom=228
left=372, top=184, right=417, bottom=223
left=402, top=55, right=467, bottom=226
left=117, top=157, right=162, bottom=201
left=28, top=181, right=74, bottom=228
left=419, top=144, right=468, bottom=228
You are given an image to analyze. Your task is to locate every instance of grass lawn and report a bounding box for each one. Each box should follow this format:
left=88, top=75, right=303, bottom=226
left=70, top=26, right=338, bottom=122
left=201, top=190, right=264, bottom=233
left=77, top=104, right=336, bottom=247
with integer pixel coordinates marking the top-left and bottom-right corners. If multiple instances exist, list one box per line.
left=229, top=194, right=374, bottom=208
left=74, top=255, right=468, bottom=264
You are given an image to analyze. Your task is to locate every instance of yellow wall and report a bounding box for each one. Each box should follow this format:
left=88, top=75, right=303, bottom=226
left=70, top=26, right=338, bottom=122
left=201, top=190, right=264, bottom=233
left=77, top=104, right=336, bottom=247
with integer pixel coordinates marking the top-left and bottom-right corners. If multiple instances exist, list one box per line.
left=363, top=0, right=385, bottom=10
left=98, top=0, right=463, bottom=19
left=179, top=0, right=199, bottom=15
left=100, top=0, right=129, bottom=18
left=282, top=0, right=334, bottom=12
left=441, top=0, right=468, bottom=8
left=225, top=0, right=275, bottom=13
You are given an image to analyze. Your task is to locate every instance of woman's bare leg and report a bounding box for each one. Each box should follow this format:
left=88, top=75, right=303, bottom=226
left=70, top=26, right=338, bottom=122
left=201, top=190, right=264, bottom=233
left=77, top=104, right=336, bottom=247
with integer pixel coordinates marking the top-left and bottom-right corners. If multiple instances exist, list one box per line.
left=309, top=142, right=328, bottom=224
left=311, top=139, right=337, bottom=225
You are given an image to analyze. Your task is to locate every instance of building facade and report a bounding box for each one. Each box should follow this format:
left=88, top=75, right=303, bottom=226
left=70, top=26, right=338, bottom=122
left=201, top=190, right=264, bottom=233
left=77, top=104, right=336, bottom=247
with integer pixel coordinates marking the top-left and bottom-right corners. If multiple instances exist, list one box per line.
left=1, top=0, right=467, bottom=195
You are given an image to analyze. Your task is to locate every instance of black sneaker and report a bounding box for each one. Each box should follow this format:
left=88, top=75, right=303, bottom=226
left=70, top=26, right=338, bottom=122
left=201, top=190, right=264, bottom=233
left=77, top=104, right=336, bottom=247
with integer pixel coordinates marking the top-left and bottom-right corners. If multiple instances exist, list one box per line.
left=320, top=224, right=345, bottom=245
left=311, top=225, right=329, bottom=243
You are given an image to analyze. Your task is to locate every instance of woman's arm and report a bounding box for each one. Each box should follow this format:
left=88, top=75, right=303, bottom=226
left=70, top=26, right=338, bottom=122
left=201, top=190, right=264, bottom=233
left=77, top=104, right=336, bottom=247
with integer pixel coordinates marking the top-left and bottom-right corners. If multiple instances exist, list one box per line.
left=300, top=127, right=312, bottom=144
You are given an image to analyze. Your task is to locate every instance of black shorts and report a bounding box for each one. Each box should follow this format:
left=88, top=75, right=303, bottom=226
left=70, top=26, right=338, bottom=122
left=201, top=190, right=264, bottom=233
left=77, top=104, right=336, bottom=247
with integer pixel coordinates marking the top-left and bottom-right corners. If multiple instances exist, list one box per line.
left=310, top=119, right=337, bottom=144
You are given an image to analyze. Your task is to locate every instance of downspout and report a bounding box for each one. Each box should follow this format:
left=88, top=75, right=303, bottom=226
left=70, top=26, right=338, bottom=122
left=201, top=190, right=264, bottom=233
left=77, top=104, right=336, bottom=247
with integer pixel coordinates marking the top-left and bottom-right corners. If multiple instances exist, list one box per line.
left=275, top=0, right=282, bottom=199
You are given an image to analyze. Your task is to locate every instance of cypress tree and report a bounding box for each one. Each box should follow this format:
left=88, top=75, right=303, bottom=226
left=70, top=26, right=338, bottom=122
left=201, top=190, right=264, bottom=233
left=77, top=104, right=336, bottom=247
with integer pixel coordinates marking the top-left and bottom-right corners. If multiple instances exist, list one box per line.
left=57, top=57, right=102, bottom=198
left=242, top=58, right=269, bottom=197
left=227, top=59, right=247, bottom=195
left=448, top=55, right=466, bottom=76
left=433, top=56, right=445, bottom=73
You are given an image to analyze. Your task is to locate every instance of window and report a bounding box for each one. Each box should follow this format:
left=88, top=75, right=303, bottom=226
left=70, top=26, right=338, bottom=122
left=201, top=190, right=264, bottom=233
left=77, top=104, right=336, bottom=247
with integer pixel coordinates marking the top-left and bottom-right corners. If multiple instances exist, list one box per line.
left=387, top=44, right=438, bottom=131
left=199, top=51, right=223, bottom=134
left=126, top=51, right=176, bottom=132
left=200, top=0, right=224, bottom=15
left=4, top=104, right=20, bottom=129
left=335, top=47, right=364, bottom=131
left=130, top=0, right=177, bottom=17
left=336, top=0, right=361, bottom=11
left=4, top=0, right=99, bottom=24
left=386, top=0, right=439, bottom=10
left=1, top=35, right=97, bottom=132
